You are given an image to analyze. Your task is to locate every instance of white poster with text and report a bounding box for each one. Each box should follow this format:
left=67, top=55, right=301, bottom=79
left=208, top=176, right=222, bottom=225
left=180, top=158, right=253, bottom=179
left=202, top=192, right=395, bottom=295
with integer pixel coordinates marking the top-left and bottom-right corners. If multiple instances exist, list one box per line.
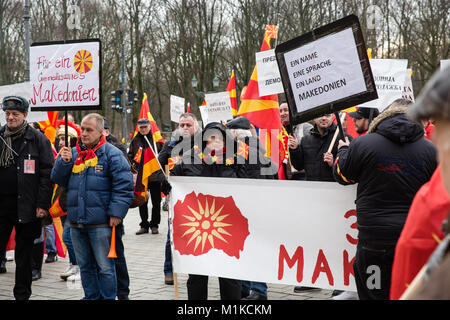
left=256, top=49, right=284, bottom=96
left=204, top=91, right=233, bottom=123
left=30, top=41, right=100, bottom=108
left=358, top=59, right=408, bottom=111
left=169, top=177, right=358, bottom=291
left=170, top=95, right=185, bottom=123
left=283, top=28, right=367, bottom=114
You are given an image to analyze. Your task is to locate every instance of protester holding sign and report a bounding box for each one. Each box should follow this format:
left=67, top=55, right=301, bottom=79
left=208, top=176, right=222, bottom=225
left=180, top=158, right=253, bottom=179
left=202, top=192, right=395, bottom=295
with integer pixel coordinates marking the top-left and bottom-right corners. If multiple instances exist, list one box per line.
left=333, top=99, right=437, bottom=299
left=0, top=96, right=54, bottom=300
left=288, top=114, right=352, bottom=182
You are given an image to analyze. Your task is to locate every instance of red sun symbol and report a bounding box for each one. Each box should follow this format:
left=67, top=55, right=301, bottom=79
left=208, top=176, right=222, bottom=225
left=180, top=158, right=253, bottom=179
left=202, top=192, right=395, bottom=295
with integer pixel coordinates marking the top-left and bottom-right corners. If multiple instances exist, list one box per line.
left=173, top=192, right=250, bottom=259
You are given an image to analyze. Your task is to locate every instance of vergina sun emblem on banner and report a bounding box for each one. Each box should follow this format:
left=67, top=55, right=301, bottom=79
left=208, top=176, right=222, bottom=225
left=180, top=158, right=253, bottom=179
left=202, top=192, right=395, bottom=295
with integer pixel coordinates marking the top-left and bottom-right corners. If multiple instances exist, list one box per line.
left=173, top=192, right=250, bottom=259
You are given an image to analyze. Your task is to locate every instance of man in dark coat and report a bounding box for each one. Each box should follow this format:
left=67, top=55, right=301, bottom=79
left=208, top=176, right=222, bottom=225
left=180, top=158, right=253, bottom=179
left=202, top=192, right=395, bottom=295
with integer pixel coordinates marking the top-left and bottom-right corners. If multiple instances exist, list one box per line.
left=0, top=96, right=54, bottom=300
left=128, top=118, right=164, bottom=235
left=333, top=100, right=437, bottom=300
left=158, top=112, right=200, bottom=286
left=289, top=113, right=353, bottom=181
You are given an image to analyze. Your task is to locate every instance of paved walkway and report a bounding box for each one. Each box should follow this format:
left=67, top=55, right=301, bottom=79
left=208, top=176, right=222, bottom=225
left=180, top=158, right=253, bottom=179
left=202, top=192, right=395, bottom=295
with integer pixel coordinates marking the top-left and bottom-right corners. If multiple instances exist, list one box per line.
left=0, top=205, right=335, bottom=300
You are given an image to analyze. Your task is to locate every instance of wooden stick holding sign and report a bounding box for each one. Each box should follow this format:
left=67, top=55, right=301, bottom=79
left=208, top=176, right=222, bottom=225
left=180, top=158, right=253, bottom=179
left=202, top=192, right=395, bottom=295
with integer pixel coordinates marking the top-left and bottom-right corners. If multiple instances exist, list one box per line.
left=327, top=113, right=347, bottom=153
left=165, top=164, right=178, bottom=300
left=399, top=264, right=426, bottom=300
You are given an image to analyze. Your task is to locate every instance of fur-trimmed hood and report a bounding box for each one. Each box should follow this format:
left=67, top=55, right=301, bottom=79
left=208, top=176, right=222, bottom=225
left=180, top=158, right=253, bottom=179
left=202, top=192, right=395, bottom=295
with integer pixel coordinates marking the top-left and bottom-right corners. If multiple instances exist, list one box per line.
left=367, top=106, right=424, bottom=144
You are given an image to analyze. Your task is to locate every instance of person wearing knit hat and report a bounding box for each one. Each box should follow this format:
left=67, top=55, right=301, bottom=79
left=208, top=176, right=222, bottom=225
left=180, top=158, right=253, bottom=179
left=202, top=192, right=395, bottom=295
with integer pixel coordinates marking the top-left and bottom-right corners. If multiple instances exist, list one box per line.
left=55, top=123, right=79, bottom=152
left=0, top=95, right=54, bottom=300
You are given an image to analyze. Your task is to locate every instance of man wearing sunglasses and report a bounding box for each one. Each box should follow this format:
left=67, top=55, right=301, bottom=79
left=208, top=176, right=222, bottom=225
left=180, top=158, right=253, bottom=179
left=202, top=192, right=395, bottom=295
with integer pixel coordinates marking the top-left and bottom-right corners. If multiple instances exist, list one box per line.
left=0, top=96, right=54, bottom=300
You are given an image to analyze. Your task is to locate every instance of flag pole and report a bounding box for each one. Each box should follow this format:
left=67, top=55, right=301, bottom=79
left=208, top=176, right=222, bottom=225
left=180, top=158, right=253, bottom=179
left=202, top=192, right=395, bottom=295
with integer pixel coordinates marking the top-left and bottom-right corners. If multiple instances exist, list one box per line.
left=327, top=113, right=347, bottom=153
left=165, top=164, right=178, bottom=300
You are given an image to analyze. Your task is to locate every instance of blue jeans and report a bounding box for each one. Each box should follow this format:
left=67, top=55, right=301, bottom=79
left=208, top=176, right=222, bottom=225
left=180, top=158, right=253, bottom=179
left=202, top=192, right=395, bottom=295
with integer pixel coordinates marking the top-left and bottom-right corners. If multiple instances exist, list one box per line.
left=44, top=224, right=57, bottom=254
left=70, top=226, right=117, bottom=300
left=114, top=224, right=130, bottom=297
left=242, top=281, right=267, bottom=297
left=62, top=218, right=77, bottom=265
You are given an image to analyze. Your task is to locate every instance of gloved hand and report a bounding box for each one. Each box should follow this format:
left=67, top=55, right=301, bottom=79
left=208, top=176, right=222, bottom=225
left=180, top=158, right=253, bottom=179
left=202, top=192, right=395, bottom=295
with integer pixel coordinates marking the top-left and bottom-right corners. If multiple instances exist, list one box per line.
left=161, top=178, right=172, bottom=196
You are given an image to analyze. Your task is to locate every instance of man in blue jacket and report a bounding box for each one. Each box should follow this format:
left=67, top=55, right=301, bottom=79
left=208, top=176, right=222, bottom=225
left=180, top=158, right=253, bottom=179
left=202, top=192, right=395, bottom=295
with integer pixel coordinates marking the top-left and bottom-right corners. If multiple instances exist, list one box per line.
left=51, top=113, right=133, bottom=300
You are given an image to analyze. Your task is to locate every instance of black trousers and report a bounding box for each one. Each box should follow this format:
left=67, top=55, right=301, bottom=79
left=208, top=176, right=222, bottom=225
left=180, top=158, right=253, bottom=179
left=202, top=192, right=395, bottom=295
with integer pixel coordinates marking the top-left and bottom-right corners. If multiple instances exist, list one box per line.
left=138, top=181, right=161, bottom=229
left=187, top=274, right=242, bottom=300
left=353, top=239, right=397, bottom=300
left=0, top=195, right=41, bottom=300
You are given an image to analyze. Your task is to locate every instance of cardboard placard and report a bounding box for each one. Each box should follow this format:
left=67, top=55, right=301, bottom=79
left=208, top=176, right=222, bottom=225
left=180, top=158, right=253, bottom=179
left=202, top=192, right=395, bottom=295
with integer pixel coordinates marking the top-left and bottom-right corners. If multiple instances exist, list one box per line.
left=358, top=59, right=408, bottom=111
left=30, top=39, right=101, bottom=111
left=170, top=95, right=185, bottom=123
left=256, top=49, right=284, bottom=96
left=275, top=15, right=377, bottom=124
left=204, top=91, right=233, bottom=123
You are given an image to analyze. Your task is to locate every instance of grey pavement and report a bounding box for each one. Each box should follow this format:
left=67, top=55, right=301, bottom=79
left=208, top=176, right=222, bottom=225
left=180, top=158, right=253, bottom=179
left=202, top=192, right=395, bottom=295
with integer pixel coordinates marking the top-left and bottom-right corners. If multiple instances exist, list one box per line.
left=0, top=204, right=335, bottom=301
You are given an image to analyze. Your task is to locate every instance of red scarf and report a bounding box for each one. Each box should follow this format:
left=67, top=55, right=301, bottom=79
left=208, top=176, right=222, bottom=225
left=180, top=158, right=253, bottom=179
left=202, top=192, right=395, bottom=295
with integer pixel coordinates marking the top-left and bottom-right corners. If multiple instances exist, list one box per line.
left=72, top=136, right=106, bottom=173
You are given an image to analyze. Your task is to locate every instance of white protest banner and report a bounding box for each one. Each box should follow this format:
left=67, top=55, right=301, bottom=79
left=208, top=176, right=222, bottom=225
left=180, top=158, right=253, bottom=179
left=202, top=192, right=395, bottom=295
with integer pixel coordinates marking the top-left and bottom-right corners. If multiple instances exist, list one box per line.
left=0, top=82, right=48, bottom=126
left=204, top=91, right=233, bottom=123
left=30, top=39, right=101, bottom=110
left=402, top=69, right=414, bottom=102
left=170, top=95, right=185, bottom=123
left=282, top=28, right=367, bottom=115
left=198, top=105, right=209, bottom=127
left=441, top=60, right=450, bottom=70
left=169, top=177, right=358, bottom=291
left=256, top=49, right=284, bottom=96
left=358, top=59, right=408, bottom=111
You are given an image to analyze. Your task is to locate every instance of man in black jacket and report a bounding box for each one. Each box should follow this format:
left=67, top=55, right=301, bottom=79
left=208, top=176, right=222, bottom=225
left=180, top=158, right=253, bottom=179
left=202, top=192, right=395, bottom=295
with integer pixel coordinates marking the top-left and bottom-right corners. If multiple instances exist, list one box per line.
left=333, top=99, right=437, bottom=300
left=158, top=112, right=200, bottom=285
left=128, top=118, right=164, bottom=235
left=289, top=113, right=352, bottom=181
left=0, top=96, right=54, bottom=300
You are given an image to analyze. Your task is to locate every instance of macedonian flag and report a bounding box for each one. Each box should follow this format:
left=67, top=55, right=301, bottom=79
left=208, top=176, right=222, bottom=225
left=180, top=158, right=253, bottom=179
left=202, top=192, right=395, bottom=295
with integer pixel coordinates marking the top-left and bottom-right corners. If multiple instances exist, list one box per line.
left=134, top=93, right=165, bottom=144
left=237, top=30, right=280, bottom=130
left=226, top=70, right=238, bottom=116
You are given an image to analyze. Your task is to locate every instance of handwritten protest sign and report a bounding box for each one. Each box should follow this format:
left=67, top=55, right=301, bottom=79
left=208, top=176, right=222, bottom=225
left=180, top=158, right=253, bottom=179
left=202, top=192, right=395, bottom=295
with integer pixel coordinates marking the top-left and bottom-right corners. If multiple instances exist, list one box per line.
left=170, top=95, right=185, bottom=123
left=30, top=39, right=101, bottom=110
left=256, top=49, right=284, bottom=96
left=276, top=15, right=377, bottom=124
left=0, top=82, right=48, bottom=125
left=358, top=59, right=408, bottom=111
left=169, top=177, right=358, bottom=291
left=204, top=91, right=233, bottom=123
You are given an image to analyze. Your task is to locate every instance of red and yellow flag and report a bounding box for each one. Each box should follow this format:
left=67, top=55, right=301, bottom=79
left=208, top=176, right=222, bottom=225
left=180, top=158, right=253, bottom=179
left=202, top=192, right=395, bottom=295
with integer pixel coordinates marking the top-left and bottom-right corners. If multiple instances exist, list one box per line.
left=226, top=70, right=238, bottom=116
left=237, top=31, right=280, bottom=130
left=134, top=93, right=165, bottom=144
left=265, top=25, right=278, bottom=39
left=238, top=27, right=286, bottom=179
left=38, top=111, right=59, bottom=144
